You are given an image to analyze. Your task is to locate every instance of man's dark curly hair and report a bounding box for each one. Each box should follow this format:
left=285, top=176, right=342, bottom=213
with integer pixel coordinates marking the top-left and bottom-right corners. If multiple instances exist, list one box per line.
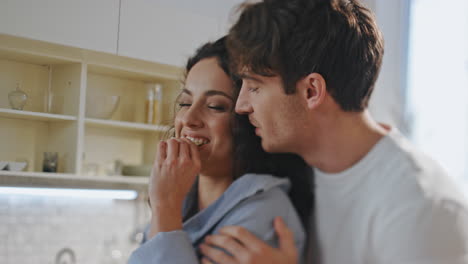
left=227, top=0, right=384, bottom=112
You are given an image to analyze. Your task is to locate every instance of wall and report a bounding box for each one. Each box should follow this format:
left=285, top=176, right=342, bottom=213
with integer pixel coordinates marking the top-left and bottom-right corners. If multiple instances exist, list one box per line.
left=0, top=193, right=149, bottom=264
left=363, top=0, right=412, bottom=133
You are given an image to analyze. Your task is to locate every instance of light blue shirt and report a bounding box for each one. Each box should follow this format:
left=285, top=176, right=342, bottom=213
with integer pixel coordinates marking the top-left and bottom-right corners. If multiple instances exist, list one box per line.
left=128, top=173, right=306, bottom=264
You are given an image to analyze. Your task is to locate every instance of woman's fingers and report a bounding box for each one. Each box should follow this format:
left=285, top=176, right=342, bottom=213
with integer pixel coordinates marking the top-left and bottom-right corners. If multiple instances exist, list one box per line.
left=166, top=138, right=179, bottom=161
left=187, top=139, right=201, bottom=168
left=179, top=138, right=201, bottom=168
left=178, top=139, right=190, bottom=160
left=155, top=141, right=167, bottom=167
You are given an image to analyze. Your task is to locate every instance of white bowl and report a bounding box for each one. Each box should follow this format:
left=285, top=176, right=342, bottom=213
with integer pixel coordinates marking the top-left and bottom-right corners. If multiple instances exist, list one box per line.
left=0, top=161, right=8, bottom=170
left=6, top=161, right=27, bottom=171
left=86, top=95, right=120, bottom=119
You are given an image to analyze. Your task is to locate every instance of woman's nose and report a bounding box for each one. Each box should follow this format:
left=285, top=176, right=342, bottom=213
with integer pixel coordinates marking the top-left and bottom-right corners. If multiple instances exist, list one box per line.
left=181, top=106, right=204, bottom=128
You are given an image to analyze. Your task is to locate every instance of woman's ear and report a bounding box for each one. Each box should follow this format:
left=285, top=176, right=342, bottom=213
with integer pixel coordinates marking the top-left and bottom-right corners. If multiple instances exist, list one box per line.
left=298, top=73, right=327, bottom=110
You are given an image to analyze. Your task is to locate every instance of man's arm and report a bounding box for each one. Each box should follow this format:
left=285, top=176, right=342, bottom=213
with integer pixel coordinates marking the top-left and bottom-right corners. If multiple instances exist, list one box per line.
left=373, top=198, right=468, bottom=264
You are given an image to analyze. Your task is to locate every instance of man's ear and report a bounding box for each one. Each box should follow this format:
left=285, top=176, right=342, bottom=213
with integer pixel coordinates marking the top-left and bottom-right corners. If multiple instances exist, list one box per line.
left=298, top=73, right=327, bottom=110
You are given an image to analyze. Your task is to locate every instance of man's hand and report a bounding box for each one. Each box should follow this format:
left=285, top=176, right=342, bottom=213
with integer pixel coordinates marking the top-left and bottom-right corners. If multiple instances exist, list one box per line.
left=148, top=138, right=201, bottom=238
left=200, top=217, right=299, bottom=264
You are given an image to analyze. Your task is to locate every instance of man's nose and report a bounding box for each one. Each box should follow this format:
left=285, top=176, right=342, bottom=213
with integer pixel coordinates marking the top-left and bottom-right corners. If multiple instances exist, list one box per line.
left=235, top=86, right=252, bottom=114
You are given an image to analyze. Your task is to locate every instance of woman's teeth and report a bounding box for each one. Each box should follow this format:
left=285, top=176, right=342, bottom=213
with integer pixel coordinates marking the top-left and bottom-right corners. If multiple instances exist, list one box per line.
left=184, top=136, right=209, bottom=146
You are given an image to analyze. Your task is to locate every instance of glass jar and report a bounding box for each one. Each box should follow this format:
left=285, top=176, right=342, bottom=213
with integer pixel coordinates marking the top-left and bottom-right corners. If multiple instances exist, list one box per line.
left=8, top=82, right=28, bottom=110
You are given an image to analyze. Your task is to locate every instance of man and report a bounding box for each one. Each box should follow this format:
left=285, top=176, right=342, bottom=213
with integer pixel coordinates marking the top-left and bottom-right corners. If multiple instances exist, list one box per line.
left=199, top=0, right=468, bottom=263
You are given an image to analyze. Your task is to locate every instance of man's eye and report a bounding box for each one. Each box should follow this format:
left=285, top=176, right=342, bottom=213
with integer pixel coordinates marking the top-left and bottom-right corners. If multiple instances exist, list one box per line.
left=248, top=87, right=259, bottom=93
left=178, top=103, right=191, bottom=107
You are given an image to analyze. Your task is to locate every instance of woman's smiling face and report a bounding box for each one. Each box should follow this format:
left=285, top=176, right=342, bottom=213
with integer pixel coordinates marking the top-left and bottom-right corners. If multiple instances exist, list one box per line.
left=175, top=57, right=235, bottom=174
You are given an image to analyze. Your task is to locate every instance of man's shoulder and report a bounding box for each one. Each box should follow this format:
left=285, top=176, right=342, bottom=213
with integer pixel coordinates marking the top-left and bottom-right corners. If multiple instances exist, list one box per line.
left=371, top=131, right=468, bottom=230
left=367, top=133, right=468, bottom=261
left=368, top=130, right=463, bottom=203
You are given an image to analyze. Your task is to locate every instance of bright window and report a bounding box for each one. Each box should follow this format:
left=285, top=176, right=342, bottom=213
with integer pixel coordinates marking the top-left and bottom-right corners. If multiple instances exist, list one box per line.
left=407, top=0, right=468, bottom=190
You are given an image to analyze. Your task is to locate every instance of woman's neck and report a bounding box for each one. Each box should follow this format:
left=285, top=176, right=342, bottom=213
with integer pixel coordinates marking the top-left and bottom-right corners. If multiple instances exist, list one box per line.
left=197, top=173, right=233, bottom=211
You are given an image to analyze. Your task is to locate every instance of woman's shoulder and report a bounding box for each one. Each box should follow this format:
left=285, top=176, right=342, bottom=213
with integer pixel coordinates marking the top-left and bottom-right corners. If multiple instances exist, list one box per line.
left=224, top=173, right=298, bottom=218
left=225, top=177, right=303, bottom=229
left=216, top=173, right=306, bottom=245
left=228, top=173, right=292, bottom=195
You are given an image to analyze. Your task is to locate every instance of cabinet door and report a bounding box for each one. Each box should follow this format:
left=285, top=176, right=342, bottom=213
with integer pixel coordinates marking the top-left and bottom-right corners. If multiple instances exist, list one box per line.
left=0, top=0, right=119, bottom=54
left=118, top=0, right=222, bottom=67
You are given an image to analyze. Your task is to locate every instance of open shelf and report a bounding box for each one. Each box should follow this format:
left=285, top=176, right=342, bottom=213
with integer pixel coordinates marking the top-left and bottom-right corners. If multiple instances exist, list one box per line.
left=85, top=118, right=170, bottom=133
left=0, top=171, right=148, bottom=190
left=0, top=34, right=180, bottom=191
left=0, top=108, right=77, bottom=122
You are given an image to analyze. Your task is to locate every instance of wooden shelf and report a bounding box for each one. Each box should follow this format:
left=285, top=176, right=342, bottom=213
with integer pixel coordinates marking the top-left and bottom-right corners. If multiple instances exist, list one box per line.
left=87, top=61, right=181, bottom=83
left=0, top=171, right=148, bottom=190
left=85, top=118, right=170, bottom=132
left=0, top=35, right=82, bottom=65
left=0, top=34, right=180, bottom=192
left=0, top=108, right=77, bottom=122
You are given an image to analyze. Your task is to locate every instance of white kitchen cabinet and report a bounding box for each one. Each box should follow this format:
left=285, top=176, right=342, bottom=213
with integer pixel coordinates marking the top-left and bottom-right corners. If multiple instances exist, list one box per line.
left=0, top=0, right=120, bottom=54
left=0, top=34, right=182, bottom=190
left=118, top=0, right=223, bottom=67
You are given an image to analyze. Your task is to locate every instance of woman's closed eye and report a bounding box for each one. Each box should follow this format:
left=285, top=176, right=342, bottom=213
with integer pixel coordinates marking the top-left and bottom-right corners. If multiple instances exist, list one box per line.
left=208, top=105, right=227, bottom=111
left=178, top=103, right=191, bottom=108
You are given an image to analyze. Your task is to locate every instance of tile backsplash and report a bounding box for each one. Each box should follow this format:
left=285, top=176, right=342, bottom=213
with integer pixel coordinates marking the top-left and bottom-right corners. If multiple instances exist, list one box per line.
left=0, top=192, right=150, bottom=264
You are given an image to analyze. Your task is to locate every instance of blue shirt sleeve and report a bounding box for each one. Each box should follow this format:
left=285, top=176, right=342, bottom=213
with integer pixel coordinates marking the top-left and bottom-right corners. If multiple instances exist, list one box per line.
left=128, top=230, right=198, bottom=264
left=212, top=187, right=306, bottom=263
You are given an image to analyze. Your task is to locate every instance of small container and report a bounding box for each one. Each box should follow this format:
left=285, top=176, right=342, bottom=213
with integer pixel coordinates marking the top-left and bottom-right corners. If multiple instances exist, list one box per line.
left=43, top=152, right=58, bottom=173
left=8, top=82, right=28, bottom=110
left=144, top=84, right=162, bottom=124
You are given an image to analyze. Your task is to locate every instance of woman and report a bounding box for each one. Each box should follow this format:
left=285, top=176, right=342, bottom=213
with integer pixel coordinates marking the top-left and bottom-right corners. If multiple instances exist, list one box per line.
left=128, top=37, right=313, bottom=264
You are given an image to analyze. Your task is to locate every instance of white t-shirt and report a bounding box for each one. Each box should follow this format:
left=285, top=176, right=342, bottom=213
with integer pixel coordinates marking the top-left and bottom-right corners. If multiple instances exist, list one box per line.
left=310, top=127, right=468, bottom=264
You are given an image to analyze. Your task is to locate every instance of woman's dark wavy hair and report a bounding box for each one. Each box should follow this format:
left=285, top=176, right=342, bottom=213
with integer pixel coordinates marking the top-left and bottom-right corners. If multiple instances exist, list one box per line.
left=182, top=36, right=314, bottom=228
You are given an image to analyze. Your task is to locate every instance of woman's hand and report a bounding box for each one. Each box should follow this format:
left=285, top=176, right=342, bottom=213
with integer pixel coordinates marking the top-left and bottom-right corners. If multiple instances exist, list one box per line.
left=200, top=217, right=299, bottom=264
left=148, top=138, right=201, bottom=238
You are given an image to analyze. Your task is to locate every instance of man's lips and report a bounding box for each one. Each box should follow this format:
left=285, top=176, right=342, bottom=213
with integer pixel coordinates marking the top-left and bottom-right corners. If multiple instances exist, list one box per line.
left=249, top=117, right=260, bottom=128
left=255, top=127, right=260, bottom=136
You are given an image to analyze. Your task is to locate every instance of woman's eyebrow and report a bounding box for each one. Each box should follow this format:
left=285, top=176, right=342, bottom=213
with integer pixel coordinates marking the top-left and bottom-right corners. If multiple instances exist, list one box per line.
left=204, top=90, right=234, bottom=102
left=181, top=88, right=192, bottom=95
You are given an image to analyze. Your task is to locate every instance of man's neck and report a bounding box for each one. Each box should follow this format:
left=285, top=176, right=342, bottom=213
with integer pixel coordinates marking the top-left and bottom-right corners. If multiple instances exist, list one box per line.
left=303, top=110, right=389, bottom=173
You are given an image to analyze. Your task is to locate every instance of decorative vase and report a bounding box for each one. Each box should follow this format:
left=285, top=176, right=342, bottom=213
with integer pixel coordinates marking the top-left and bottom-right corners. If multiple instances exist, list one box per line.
left=8, top=82, right=28, bottom=110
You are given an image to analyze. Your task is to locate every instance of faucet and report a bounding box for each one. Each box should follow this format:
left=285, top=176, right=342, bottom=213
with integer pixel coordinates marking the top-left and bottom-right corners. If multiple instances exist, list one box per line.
left=55, top=247, right=76, bottom=264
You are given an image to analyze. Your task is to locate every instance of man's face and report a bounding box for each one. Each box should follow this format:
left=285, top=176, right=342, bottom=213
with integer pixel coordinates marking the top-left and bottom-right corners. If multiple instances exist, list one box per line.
left=235, top=72, right=304, bottom=153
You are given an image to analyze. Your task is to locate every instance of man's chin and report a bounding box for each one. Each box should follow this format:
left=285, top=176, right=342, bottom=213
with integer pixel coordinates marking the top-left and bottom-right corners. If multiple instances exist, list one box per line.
left=261, top=139, right=282, bottom=153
